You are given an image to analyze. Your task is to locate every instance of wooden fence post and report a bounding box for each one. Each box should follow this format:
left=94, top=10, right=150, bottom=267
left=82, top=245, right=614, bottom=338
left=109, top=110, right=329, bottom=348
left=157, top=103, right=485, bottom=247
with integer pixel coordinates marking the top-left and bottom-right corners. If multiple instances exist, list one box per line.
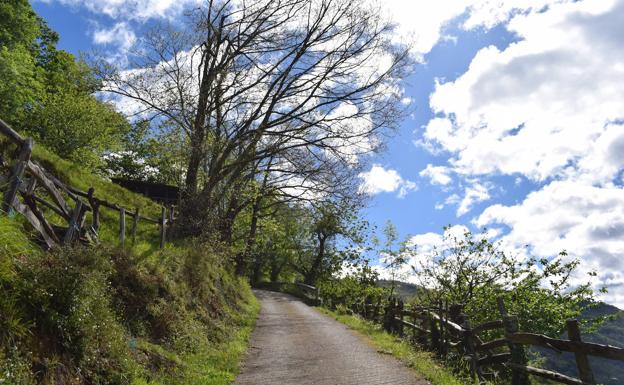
left=415, top=307, right=428, bottom=346
left=131, top=207, right=140, bottom=245
left=440, top=301, right=448, bottom=356
left=430, top=311, right=441, bottom=353
left=498, top=297, right=530, bottom=385
left=64, top=200, right=85, bottom=244
left=159, top=206, right=166, bottom=249
left=461, top=316, right=479, bottom=381
left=567, top=319, right=596, bottom=384
left=168, top=205, right=175, bottom=224
left=2, top=137, right=33, bottom=215
left=119, top=207, right=126, bottom=248
left=87, top=188, right=99, bottom=232
left=383, top=299, right=394, bottom=332
left=397, top=299, right=404, bottom=337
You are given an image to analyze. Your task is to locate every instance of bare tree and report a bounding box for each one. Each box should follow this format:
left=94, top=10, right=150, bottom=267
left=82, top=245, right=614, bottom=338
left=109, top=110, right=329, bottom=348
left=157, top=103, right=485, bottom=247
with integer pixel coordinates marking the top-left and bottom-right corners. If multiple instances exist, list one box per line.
left=96, top=0, right=410, bottom=238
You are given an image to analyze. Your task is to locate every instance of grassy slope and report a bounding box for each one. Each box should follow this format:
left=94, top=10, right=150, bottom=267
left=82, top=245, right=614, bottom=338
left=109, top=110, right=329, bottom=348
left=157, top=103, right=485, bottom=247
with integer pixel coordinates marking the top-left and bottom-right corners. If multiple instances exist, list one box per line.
left=136, top=287, right=259, bottom=385
left=32, top=146, right=163, bottom=254
left=317, top=308, right=469, bottom=385
left=1, top=144, right=259, bottom=385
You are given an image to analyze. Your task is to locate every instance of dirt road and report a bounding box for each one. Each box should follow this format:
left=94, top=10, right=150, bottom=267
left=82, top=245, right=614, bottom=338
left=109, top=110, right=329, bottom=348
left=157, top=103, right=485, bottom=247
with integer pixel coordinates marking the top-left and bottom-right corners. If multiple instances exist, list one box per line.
left=234, top=290, right=429, bottom=385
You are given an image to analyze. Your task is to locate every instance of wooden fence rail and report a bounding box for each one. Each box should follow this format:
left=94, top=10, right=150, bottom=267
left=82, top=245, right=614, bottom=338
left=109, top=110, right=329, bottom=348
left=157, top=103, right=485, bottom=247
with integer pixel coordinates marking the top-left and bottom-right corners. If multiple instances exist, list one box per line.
left=0, top=118, right=172, bottom=250
left=326, top=292, right=624, bottom=385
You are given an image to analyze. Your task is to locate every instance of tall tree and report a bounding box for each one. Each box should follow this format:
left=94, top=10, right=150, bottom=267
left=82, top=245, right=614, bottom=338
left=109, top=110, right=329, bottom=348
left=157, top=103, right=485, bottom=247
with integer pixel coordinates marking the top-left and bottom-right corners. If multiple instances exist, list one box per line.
left=292, top=201, right=364, bottom=285
left=97, top=0, right=410, bottom=238
left=0, top=0, right=130, bottom=169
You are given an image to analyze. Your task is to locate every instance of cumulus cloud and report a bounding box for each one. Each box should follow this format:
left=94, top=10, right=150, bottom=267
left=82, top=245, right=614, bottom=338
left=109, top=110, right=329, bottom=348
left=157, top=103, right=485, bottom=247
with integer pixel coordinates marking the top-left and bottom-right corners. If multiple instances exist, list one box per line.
left=93, top=22, right=136, bottom=52
left=373, top=225, right=471, bottom=282
left=376, top=0, right=568, bottom=60
left=420, top=0, right=624, bottom=306
left=475, top=180, right=624, bottom=306
left=39, top=0, right=201, bottom=20
left=425, top=0, right=624, bottom=182
left=457, top=182, right=491, bottom=216
left=42, top=0, right=567, bottom=62
left=419, top=164, right=453, bottom=185
left=358, top=165, right=417, bottom=198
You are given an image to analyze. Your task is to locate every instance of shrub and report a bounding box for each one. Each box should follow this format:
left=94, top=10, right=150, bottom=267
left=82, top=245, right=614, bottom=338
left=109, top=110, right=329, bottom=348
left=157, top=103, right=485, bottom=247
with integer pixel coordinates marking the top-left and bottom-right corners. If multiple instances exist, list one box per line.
left=14, top=246, right=137, bottom=384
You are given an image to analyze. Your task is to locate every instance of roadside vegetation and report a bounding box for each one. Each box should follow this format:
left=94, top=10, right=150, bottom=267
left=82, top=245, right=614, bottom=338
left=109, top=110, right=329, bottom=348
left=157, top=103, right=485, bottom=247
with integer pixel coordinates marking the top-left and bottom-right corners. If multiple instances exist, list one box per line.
left=318, top=307, right=468, bottom=385
left=0, top=0, right=616, bottom=384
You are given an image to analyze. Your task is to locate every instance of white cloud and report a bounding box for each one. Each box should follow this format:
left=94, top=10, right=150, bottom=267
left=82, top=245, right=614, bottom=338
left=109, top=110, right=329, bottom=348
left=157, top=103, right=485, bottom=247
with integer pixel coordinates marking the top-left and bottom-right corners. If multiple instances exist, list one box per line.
left=425, top=0, right=624, bottom=182
left=42, top=0, right=568, bottom=62
left=457, top=182, right=491, bottom=216
left=358, top=165, right=417, bottom=198
left=377, top=0, right=567, bottom=60
left=373, top=225, right=471, bottom=281
left=475, top=180, right=624, bottom=307
left=419, top=0, right=624, bottom=305
left=419, top=164, right=452, bottom=185
left=40, top=0, right=201, bottom=20
left=93, top=22, right=136, bottom=52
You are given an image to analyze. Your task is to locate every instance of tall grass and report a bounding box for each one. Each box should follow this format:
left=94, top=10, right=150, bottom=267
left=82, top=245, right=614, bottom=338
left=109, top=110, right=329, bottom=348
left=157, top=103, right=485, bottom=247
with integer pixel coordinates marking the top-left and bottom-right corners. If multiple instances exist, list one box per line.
left=317, top=308, right=470, bottom=385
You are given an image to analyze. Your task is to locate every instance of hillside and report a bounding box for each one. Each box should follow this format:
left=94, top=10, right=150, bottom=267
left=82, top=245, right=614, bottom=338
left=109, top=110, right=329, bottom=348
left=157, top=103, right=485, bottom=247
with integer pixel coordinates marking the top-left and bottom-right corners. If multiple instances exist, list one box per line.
left=0, top=141, right=259, bottom=385
left=539, top=303, right=624, bottom=385
left=376, top=280, right=420, bottom=300
left=381, top=278, right=624, bottom=384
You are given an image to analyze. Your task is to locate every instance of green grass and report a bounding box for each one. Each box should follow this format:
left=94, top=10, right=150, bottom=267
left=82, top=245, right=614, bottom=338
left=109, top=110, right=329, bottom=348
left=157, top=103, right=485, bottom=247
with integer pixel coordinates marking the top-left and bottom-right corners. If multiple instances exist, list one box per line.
left=134, top=287, right=260, bottom=385
left=31, top=146, right=164, bottom=252
left=317, top=308, right=469, bottom=385
left=1, top=142, right=262, bottom=385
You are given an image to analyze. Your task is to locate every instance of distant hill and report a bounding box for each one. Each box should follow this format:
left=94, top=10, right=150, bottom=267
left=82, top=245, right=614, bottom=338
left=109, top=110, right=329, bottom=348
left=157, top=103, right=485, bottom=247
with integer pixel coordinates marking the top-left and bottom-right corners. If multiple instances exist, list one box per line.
left=376, top=280, right=624, bottom=383
left=538, top=303, right=624, bottom=385
left=376, top=280, right=420, bottom=300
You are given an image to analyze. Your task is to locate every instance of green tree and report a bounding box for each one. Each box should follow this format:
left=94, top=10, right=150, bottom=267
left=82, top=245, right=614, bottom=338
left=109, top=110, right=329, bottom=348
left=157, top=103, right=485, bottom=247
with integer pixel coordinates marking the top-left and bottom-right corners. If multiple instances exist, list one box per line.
left=27, top=93, right=129, bottom=169
left=380, top=220, right=408, bottom=298
left=291, top=202, right=367, bottom=285
left=412, top=227, right=605, bottom=338
left=0, top=0, right=130, bottom=169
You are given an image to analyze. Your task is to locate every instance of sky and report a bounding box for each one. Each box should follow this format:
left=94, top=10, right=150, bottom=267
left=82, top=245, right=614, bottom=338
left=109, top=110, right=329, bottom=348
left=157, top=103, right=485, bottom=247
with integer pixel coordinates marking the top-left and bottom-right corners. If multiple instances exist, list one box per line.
left=32, top=0, right=624, bottom=307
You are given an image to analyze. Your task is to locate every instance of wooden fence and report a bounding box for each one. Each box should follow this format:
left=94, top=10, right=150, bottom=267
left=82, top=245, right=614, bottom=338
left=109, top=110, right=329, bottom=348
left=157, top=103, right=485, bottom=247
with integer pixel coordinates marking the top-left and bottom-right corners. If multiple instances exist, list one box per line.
left=0, top=118, right=172, bottom=250
left=337, top=294, right=624, bottom=385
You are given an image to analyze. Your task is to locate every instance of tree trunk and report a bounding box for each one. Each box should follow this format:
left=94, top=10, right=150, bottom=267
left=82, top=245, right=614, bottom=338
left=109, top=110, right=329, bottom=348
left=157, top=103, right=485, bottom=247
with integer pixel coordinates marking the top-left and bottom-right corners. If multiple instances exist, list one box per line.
left=304, top=233, right=326, bottom=285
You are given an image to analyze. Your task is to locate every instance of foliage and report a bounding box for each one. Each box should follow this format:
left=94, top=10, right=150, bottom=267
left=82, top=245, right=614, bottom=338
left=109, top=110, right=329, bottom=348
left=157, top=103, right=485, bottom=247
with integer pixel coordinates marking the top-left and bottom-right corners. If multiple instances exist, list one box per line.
left=104, top=121, right=187, bottom=185
left=0, top=0, right=129, bottom=169
left=318, top=308, right=468, bottom=385
left=378, top=220, right=409, bottom=298
left=27, top=92, right=130, bottom=169
left=1, top=140, right=258, bottom=384
left=0, top=240, right=258, bottom=385
left=411, top=227, right=604, bottom=338
left=98, top=0, right=409, bottom=239
left=318, top=261, right=388, bottom=310
left=538, top=303, right=624, bottom=385
left=293, top=201, right=369, bottom=285
left=14, top=247, right=138, bottom=384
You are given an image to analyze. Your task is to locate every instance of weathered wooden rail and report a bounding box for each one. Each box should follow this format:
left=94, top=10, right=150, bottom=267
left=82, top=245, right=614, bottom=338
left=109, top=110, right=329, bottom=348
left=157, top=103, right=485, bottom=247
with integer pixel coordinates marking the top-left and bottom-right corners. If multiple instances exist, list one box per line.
left=333, top=294, right=624, bottom=385
left=0, top=118, right=173, bottom=249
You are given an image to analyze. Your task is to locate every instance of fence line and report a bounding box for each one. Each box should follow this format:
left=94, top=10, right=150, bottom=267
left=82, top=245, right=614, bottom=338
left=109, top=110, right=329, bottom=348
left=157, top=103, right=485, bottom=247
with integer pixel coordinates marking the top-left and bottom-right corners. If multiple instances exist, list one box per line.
left=0, top=118, right=173, bottom=250
left=326, top=292, right=624, bottom=385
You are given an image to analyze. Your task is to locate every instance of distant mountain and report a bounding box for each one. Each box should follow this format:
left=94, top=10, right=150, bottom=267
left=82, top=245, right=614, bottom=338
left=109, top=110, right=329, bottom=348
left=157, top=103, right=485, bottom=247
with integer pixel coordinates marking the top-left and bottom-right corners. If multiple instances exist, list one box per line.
left=538, top=303, right=624, bottom=385
left=376, top=280, right=624, bottom=383
left=376, top=280, right=420, bottom=300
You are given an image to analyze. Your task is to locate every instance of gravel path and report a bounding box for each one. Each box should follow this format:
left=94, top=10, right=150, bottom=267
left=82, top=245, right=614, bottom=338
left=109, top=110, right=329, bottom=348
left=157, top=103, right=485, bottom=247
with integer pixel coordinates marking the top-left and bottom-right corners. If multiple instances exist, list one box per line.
left=234, top=290, right=429, bottom=385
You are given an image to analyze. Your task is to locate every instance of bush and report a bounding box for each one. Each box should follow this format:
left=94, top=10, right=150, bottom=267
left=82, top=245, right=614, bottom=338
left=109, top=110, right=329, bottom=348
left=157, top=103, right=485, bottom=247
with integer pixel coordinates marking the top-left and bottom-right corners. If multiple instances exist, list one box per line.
left=0, top=227, right=255, bottom=385
left=14, top=246, right=137, bottom=384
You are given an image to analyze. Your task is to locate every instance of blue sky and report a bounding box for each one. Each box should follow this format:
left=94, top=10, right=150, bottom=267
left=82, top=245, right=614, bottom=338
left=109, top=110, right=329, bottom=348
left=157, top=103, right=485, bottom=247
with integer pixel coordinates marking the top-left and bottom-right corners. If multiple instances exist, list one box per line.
left=32, top=0, right=624, bottom=307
